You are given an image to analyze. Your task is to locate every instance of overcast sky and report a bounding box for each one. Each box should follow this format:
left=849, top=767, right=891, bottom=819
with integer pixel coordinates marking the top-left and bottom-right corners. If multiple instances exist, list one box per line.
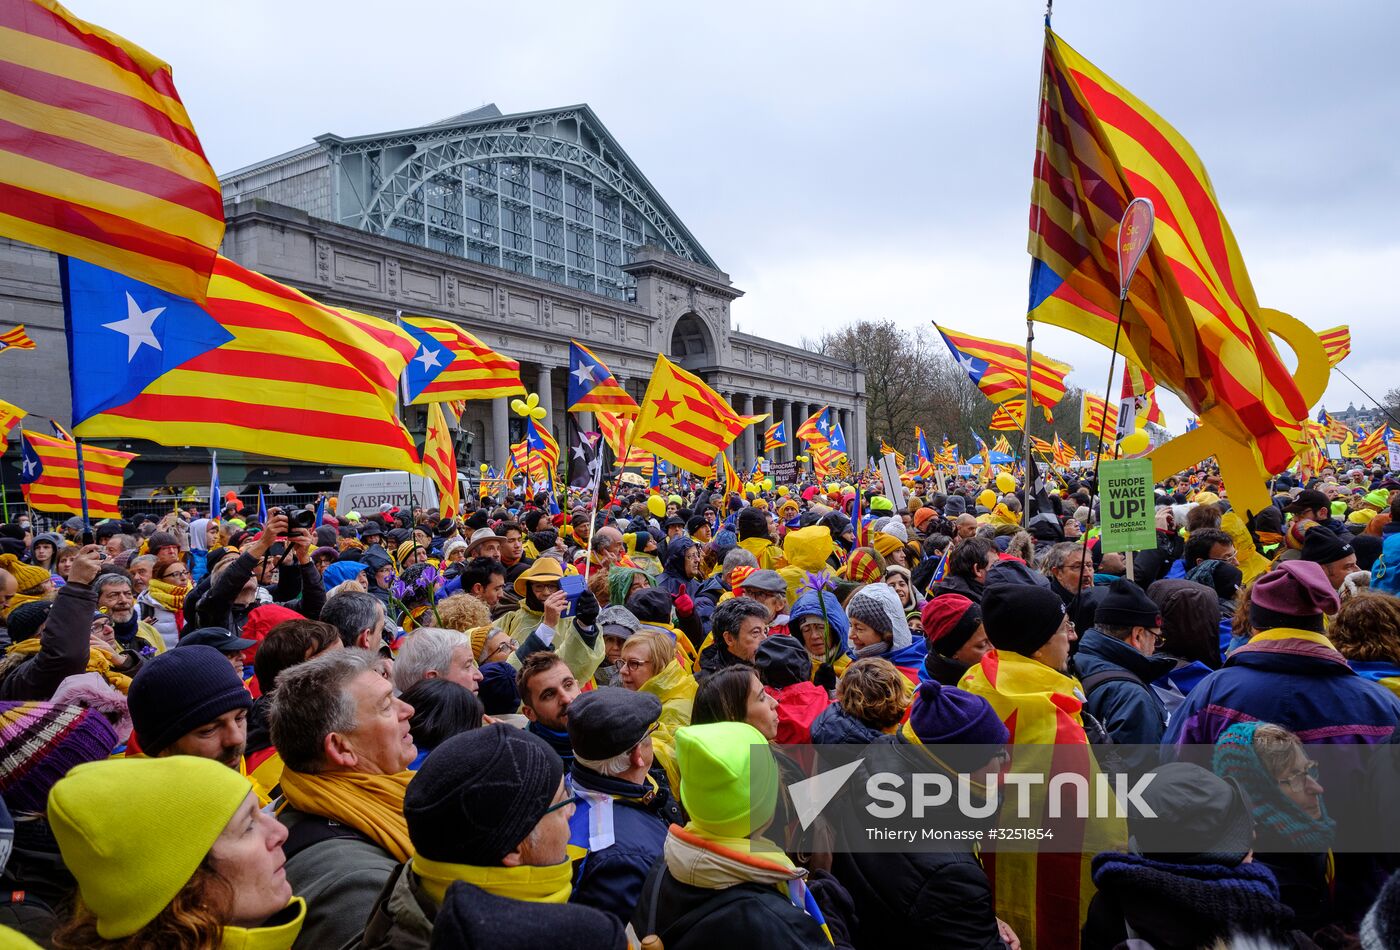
left=92, top=0, right=1400, bottom=430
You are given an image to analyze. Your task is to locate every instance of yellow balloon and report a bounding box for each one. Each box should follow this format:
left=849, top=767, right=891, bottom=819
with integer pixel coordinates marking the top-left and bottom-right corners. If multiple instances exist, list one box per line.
left=777, top=485, right=790, bottom=496
left=509, top=398, right=528, bottom=415
left=529, top=406, right=547, bottom=421
left=995, top=472, right=1016, bottom=494
left=525, top=393, right=540, bottom=410
left=479, top=463, right=489, bottom=472
left=1120, top=431, right=1150, bottom=455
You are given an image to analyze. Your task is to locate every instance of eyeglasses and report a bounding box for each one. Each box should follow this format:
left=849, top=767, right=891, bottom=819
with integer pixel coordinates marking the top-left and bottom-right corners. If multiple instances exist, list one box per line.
left=1141, top=627, right=1166, bottom=648
left=487, top=637, right=519, bottom=658
left=618, top=658, right=652, bottom=673
left=543, top=775, right=576, bottom=815
left=162, top=569, right=190, bottom=581
left=1277, top=761, right=1320, bottom=793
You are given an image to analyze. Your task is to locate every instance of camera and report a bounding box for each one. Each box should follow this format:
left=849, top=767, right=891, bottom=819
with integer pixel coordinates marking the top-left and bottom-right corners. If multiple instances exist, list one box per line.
left=288, top=509, right=317, bottom=530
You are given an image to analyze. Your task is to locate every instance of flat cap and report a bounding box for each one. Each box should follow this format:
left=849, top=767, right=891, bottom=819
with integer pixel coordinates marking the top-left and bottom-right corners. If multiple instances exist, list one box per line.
left=565, top=687, right=661, bottom=762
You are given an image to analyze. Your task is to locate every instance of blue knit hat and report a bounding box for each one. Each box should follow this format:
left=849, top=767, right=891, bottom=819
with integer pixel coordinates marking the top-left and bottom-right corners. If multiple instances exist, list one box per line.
left=128, top=645, right=251, bottom=754
left=907, top=681, right=1008, bottom=748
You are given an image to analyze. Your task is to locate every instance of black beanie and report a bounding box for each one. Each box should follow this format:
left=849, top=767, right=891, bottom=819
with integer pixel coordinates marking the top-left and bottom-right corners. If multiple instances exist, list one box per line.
left=981, top=583, right=1066, bottom=656
left=405, top=724, right=563, bottom=865
left=127, top=645, right=252, bottom=754
left=1300, top=528, right=1353, bottom=566
left=625, top=587, right=674, bottom=625
left=5, top=601, right=52, bottom=642
left=1094, top=577, right=1163, bottom=630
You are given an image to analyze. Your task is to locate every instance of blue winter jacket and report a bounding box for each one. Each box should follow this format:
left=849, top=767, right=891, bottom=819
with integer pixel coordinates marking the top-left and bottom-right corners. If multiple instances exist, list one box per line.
left=1164, top=629, right=1400, bottom=749
left=1371, top=522, right=1400, bottom=596
left=567, top=765, right=681, bottom=926
left=1071, top=629, right=1177, bottom=754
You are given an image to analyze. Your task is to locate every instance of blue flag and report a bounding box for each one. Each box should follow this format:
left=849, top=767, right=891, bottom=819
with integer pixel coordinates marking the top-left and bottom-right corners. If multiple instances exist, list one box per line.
left=209, top=451, right=221, bottom=521
left=257, top=486, right=268, bottom=525
left=314, top=494, right=326, bottom=528
left=829, top=423, right=848, bottom=455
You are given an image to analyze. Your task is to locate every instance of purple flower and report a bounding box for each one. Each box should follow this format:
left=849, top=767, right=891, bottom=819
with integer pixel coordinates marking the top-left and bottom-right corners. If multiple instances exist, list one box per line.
left=420, top=565, right=441, bottom=586
left=390, top=578, right=410, bottom=600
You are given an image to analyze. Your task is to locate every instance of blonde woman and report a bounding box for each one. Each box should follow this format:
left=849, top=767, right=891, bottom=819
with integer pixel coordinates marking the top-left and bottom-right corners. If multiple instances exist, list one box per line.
left=616, top=628, right=695, bottom=792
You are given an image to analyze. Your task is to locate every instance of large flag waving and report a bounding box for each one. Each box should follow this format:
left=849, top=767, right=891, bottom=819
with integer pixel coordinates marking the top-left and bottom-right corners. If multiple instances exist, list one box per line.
left=63, top=256, right=424, bottom=472
left=935, top=323, right=1071, bottom=411
left=630, top=354, right=766, bottom=475
left=1080, top=392, right=1119, bottom=442
left=0, top=0, right=223, bottom=301
left=567, top=341, right=638, bottom=414
left=1028, top=30, right=1324, bottom=493
left=421, top=403, right=460, bottom=520
left=20, top=429, right=134, bottom=520
left=402, top=316, right=525, bottom=404
left=795, top=406, right=832, bottom=445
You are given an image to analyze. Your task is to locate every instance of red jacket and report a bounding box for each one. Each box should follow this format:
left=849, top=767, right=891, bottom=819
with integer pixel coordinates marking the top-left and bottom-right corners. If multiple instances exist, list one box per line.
left=766, top=681, right=831, bottom=745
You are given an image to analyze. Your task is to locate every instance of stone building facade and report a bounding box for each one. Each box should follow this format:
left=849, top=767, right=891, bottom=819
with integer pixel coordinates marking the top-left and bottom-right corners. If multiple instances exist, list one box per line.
left=0, top=103, right=865, bottom=486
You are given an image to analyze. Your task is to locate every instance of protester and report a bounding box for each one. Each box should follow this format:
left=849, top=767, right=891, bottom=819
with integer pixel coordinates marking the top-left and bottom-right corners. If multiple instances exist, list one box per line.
left=810, top=657, right=910, bottom=743
left=517, top=650, right=581, bottom=764
left=1083, top=762, right=1304, bottom=948
left=48, top=756, right=304, bottom=948
left=392, top=626, right=484, bottom=695
left=616, top=627, right=694, bottom=790
left=696, top=596, right=768, bottom=678
left=919, top=593, right=991, bottom=687
left=565, top=688, right=683, bottom=924
left=402, top=677, right=484, bottom=769
left=753, top=634, right=830, bottom=744
left=843, top=581, right=925, bottom=678
left=631, top=722, right=835, bottom=948
left=270, top=649, right=415, bottom=949
left=788, top=586, right=852, bottom=687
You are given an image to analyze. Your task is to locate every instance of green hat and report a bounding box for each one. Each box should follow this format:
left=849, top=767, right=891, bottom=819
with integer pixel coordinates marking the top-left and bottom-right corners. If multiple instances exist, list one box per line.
left=676, top=722, right=778, bottom=838
left=1365, top=489, right=1390, bottom=509
left=1331, top=500, right=1349, bottom=517
left=869, top=495, right=894, bottom=513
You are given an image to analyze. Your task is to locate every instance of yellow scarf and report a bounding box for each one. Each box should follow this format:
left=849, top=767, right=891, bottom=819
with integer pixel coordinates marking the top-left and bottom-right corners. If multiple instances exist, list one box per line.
left=144, top=576, right=190, bottom=615
left=221, top=898, right=306, bottom=950
left=0, top=590, right=45, bottom=620
left=278, top=769, right=413, bottom=862
left=412, top=846, right=582, bottom=906
left=3, top=638, right=131, bottom=692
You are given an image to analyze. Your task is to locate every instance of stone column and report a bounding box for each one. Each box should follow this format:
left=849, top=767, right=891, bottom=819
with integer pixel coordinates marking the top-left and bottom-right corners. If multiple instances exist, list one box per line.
left=491, top=397, right=510, bottom=470
left=782, top=399, right=795, bottom=462
left=720, top=390, right=735, bottom=464
left=739, top=393, right=756, bottom=470
left=854, top=398, right=867, bottom=469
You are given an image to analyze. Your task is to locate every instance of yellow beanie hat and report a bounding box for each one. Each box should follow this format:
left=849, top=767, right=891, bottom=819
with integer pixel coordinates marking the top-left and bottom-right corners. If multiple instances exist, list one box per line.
left=872, top=531, right=904, bottom=558
left=0, top=553, right=50, bottom=594
left=48, top=756, right=251, bottom=938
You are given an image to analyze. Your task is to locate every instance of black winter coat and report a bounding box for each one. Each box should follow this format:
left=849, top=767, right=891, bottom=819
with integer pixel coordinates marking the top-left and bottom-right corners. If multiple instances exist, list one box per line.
left=832, top=848, right=1003, bottom=949
left=631, top=861, right=832, bottom=950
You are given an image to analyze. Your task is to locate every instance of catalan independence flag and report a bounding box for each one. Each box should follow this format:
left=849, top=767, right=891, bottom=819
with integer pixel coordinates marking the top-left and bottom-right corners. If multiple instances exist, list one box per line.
left=795, top=406, right=832, bottom=446
left=63, top=256, right=424, bottom=473
left=715, top=452, right=742, bottom=497
left=935, top=323, right=1071, bottom=412
left=567, top=340, right=638, bottom=414
left=1317, top=326, right=1351, bottom=368
left=1080, top=392, right=1119, bottom=442
left=989, top=400, right=1025, bottom=432
left=421, top=402, right=459, bottom=520
left=20, top=429, right=134, bottom=519
left=1121, top=363, right=1165, bottom=425
left=631, top=353, right=766, bottom=475
left=763, top=421, right=786, bottom=453
left=0, top=325, right=35, bottom=353
left=509, top=419, right=559, bottom=485
left=0, top=1, right=224, bottom=301
left=595, top=410, right=654, bottom=469
left=1028, top=30, right=1309, bottom=472
left=1356, top=425, right=1393, bottom=464
left=0, top=397, right=25, bottom=440
left=402, top=316, right=525, bottom=404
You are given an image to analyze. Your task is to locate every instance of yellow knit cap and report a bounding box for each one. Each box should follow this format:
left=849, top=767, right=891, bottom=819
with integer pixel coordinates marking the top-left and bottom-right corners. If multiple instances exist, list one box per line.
left=48, top=756, right=251, bottom=938
left=0, top=554, right=50, bottom=594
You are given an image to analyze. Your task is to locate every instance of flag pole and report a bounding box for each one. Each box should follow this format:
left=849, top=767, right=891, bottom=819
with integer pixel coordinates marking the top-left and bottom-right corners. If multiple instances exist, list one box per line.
left=1022, top=5, right=1054, bottom=528
left=1334, top=367, right=1400, bottom=433
left=74, top=436, right=91, bottom=535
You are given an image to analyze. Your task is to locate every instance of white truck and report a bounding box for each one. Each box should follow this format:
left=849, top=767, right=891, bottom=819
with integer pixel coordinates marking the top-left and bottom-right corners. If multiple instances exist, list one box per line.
left=336, top=471, right=470, bottom=516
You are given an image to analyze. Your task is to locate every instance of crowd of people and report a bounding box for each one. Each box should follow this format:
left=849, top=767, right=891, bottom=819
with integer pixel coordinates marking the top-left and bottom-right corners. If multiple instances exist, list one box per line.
left=2, top=458, right=1400, bottom=948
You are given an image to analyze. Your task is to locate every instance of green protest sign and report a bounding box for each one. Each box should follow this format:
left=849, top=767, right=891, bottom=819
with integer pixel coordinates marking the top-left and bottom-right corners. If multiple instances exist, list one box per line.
left=1098, top=458, right=1155, bottom=553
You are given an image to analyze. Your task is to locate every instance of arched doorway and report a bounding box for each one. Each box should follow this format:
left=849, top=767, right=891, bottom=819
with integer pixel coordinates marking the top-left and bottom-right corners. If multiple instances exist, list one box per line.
left=669, top=312, right=715, bottom=370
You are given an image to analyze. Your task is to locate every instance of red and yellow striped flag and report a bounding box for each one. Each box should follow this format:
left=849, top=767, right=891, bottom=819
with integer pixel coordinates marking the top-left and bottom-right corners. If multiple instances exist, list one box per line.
left=1028, top=30, right=1311, bottom=474
left=1031, top=435, right=1054, bottom=455
left=631, top=354, right=766, bottom=475
left=989, top=401, right=1026, bottom=432
left=595, top=410, right=653, bottom=468
left=19, top=429, right=134, bottom=519
left=1317, top=326, right=1351, bottom=368
left=0, top=0, right=224, bottom=301
left=935, top=323, right=1072, bottom=411
left=403, top=316, right=525, bottom=403
left=0, top=325, right=36, bottom=352
left=715, top=452, right=742, bottom=496
left=1121, top=363, right=1165, bottom=425
left=795, top=406, right=831, bottom=445
left=1080, top=393, right=1119, bottom=440
left=421, top=402, right=459, bottom=520
left=0, top=397, right=25, bottom=439
left=1052, top=434, right=1077, bottom=466
left=64, top=255, right=423, bottom=472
